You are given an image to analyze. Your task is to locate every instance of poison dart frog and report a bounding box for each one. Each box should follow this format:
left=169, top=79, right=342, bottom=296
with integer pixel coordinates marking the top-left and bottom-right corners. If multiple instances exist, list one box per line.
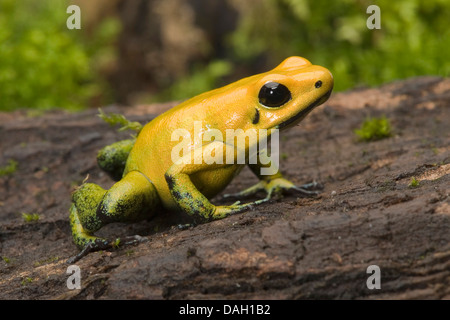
left=68, top=56, right=333, bottom=263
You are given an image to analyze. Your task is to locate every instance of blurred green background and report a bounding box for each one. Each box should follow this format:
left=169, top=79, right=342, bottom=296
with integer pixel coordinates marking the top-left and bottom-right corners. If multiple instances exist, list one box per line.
left=0, top=0, right=449, bottom=111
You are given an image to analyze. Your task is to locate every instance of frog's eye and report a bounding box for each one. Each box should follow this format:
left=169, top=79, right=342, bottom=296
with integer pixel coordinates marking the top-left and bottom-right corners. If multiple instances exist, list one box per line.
left=258, top=82, right=292, bottom=108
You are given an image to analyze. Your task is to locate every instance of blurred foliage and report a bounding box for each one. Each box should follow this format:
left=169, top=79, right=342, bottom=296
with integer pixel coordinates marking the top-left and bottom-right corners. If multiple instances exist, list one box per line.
left=98, top=109, right=143, bottom=133
left=229, top=0, right=450, bottom=91
left=1, top=0, right=449, bottom=110
left=0, top=159, right=18, bottom=176
left=0, top=0, right=119, bottom=111
left=154, top=60, right=233, bottom=102
left=168, top=0, right=450, bottom=99
left=21, top=212, right=40, bottom=223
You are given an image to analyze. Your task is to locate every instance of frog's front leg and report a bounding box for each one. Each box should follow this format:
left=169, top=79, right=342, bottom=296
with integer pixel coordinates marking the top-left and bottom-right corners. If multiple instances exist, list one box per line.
left=165, top=141, right=268, bottom=222
left=68, top=171, right=159, bottom=263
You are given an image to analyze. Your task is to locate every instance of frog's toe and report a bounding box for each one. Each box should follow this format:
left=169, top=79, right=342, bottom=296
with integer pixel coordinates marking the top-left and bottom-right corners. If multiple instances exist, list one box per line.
left=222, top=181, right=266, bottom=199
left=231, top=198, right=269, bottom=207
left=262, top=178, right=323, bottom=199
left=289, top=185, right=320, bottom=196
left=120, top=234, right=149, bottom=246
left=176, top=223, right=196, bottom=230
left=66, top=235, right=149, bottom=264
left=212, top=203, right=248, bottom=219
left=213, top=198, right=269, bottom=219
left=222, top=192, right=242, bottom=199
left=297, top=180, right=324, bottom=191
left=289, top=181, right=323, bottom=196
left=66, top=238, right=110, bottom=264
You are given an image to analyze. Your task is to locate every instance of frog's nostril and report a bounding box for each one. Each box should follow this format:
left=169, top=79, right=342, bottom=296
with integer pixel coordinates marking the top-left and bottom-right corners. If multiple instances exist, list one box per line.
left=315, top=80, right=322, bottom=89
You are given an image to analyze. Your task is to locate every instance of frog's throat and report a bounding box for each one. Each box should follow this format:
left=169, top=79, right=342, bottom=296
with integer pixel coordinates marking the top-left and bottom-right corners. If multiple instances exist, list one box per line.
left=276, top=89, right=332, bottom=130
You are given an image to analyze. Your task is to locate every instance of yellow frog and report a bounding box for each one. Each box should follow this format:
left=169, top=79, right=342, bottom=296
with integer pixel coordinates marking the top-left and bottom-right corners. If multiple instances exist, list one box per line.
left=68, top=56, right=333, bottom=262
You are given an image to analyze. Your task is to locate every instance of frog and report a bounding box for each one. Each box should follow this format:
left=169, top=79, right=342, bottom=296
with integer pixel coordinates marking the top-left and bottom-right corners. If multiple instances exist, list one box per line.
left=67, top=56, right=333, bottom=263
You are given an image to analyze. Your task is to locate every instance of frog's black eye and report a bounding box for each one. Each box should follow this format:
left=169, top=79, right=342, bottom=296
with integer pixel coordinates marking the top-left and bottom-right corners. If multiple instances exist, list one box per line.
left=258, top=82, right=292, bottom=108
left=315, top=80, right=322, bottom=88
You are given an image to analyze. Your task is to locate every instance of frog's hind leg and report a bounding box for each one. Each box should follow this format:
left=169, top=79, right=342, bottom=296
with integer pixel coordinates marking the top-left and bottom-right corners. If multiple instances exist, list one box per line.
left=68, top=203, right=111, bottom=263
left=97, top=139, right=135, bottom=181
left=68, top=171, right=159, bottom=263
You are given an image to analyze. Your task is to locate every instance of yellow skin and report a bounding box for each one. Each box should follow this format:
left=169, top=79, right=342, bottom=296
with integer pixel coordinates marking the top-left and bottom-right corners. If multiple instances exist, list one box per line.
left=68, top=56, right=333, bottom=263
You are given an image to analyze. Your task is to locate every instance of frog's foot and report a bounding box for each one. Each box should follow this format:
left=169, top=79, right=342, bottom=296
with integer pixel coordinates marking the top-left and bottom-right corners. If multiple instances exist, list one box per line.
left=264, top=178, right=323, bottom=199
left=68, top=202, right=109, bottom=263
left=286, top=180, right=323, bottom=196
left=222, top=181, right=267, bottom=199
left=66, top=234, right=148, bottom=264
left=68, top=202, right=149, bottom=263
left=212, top=198, right=269, bottom=219
left=176, top=223, right=196, bottom=230
left=67, top=238, right=110, bottom=264
left=223, top=178, right=322, bottom=202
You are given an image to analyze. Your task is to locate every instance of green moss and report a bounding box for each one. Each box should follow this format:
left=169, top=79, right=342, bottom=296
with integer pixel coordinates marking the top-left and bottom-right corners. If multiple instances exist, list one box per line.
left=2, top=257, right=11, bottom=264
left=112, top=238, right=121, bottom=248
left=354, top=116, right=392, bottom=142
left=21, top=277, right=33, bottom=286
left=33, top=256, right=59, bottom=267
left=22, top=213, right=40, bottom=223
left=98, top=109, right=143, bottom=133
left=0, top=159, right=18, bottom=176
left=408, top=177, right=420, bottom=188
left=155, top=60, right=232, bottom=102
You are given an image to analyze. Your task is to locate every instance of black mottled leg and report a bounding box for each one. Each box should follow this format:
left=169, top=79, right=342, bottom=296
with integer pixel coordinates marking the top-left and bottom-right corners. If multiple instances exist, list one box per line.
left=67, top=171, right=159, bottom=263
left=97, top=139, right=135, bottom=181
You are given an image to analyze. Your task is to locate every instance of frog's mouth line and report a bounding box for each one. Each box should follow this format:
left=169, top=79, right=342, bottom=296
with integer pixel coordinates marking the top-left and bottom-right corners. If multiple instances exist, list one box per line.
left=276, top=89, right=332, bottom=130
